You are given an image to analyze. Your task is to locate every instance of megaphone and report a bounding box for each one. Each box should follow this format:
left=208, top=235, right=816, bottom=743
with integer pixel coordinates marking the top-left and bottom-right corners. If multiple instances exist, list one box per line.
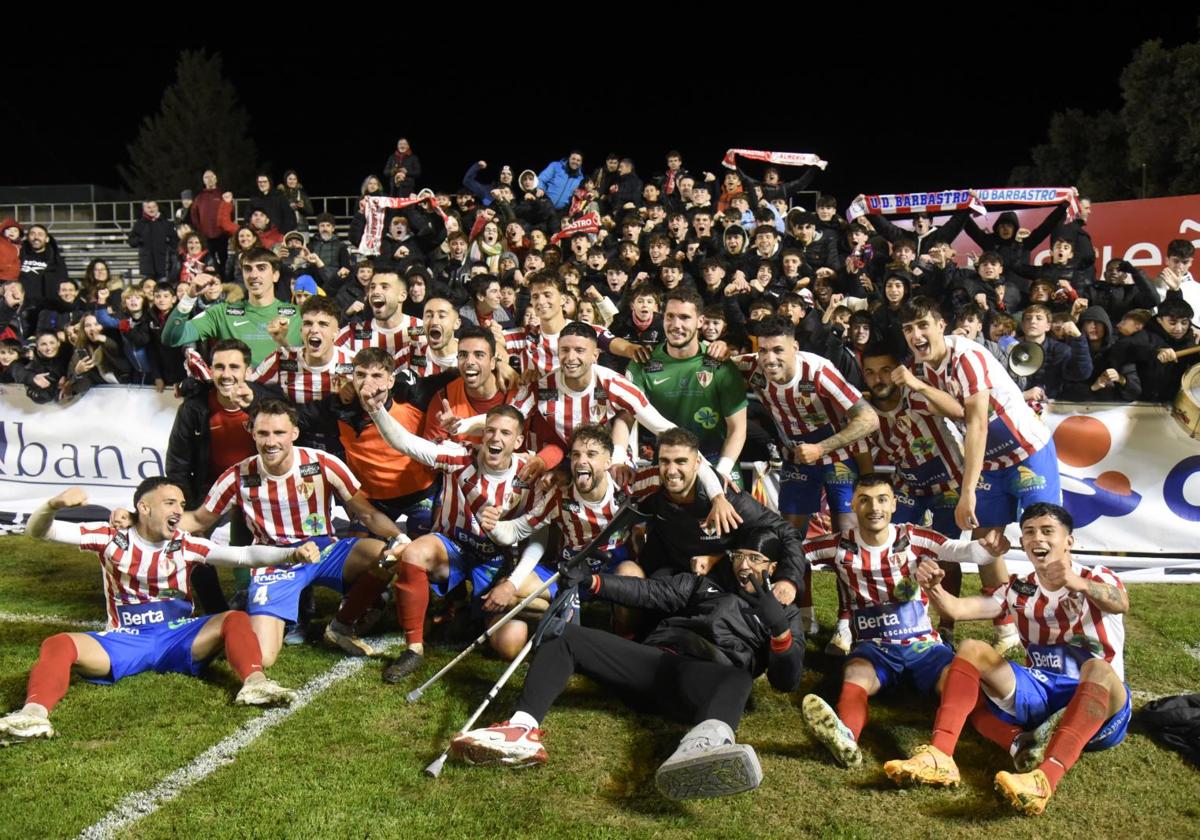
left=1007, top=340, right=1045, bottom=378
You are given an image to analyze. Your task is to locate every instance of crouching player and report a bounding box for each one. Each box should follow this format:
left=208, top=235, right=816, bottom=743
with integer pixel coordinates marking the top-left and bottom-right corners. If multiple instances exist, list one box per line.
left=0, top=480, right=314, bottom=742
left=884, top=503, right=1130, bottom=816
left=801, top=474, right=1008, bottom=767
left=449, top=527, right=805, bottom=802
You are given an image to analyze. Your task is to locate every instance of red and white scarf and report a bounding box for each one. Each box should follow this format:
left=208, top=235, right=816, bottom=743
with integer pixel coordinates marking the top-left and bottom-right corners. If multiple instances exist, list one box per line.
left=847, top=187, right=1078, bottom=222
left=358, top=191, right=447, bottom=255
left=721, top=148, right=828, bottom=171
left=550, top=212, right=601, bottom=245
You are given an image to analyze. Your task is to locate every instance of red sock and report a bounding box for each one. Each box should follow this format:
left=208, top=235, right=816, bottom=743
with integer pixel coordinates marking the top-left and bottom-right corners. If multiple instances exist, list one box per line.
left=336, top=571, right=389, bottom=625
left=837, top=682, right=869, bottom=740
left=969, top=696, right=1023, bottom=751
left=800, top=566, right=813, bottom=608
left=26, top=634, right=78, bottom=712
left=1039, top=682, right=1111, bottom=790
left=220, top=611, right=263, bottom=680
left=394, top=561, right=431, bottom=645
left=982, top=585, right=1015, bottom=628
left=931, top=658, right=981, bottom=755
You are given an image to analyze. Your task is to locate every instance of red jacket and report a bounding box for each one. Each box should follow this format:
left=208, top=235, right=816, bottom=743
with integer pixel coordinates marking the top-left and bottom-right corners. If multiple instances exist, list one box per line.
left=0, top=218, right=22, bottom=281
left=190, top=188, right=225, bottom=239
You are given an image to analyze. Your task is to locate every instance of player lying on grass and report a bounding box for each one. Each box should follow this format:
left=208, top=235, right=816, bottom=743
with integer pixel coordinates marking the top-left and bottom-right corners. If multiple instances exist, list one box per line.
left=0, top=479, right=315, bottom=743
left=449, top=526, right=806, bottom=802
left=883, top=502, right=1131, bottom=817
left=799, top=473, right=1009, bottom=767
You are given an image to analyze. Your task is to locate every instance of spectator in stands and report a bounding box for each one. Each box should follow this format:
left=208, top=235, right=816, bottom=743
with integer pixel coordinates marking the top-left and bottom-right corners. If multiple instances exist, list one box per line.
left=248, top=173, right=296, bottom=235
left=1060, top=305, right=1142, bottom=402
left=147, top=283, right=184, bottom=386
left=0, top=337, right=25, bottom=384
left=127, top=201, right=175, bottom=281
left=1142, top=297, right=1198, bottom=402
left=24, top=331, right=70, bottom=403
left=962, top=200, right=1070, bottom=271
left=18, top=224, right=68, bottom=309
left=94, top=286, right=154, bottom=385
left=1017, top=303, right=1092, bottom=401
left=1092, top=259, right=1159, bottom=322
left=952, top=302, right=1008, bottom=364
left=1009, top=234, right=1094, bottom=303
left=174, top=189, right=193, bottom=225
left=224, top=226, right=262, bottom=286
left=248, top=209, right=284, bottom=252
left=307, top=213, right=351, bottom=290
left=1, top=218, right=23, bottom=281
left=171, top=233, right=217, bottom=287
left=1152, top=239, right=1199, bottom=315
left=280, top=170, right=314, bottom=233
left=383, top=137, right=421, bottom=184
left=458, top=274, right=509, bottom=329
left=0, top=280, right=33, bottom=343
left=35, top=280, right=83, bottom=338
left=66, top=313, right=130, bottom=396
left=1053, top=196, right=1096, bottom=271
left=538, top=151, right=585, bottom=211
left=190, top=170, right=229, bottom=273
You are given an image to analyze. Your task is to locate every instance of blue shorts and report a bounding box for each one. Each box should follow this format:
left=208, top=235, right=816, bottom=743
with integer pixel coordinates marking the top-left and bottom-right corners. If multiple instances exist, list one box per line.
left=985, top=663, right=1132, bottom=751
left=84, top=615, right=214, bottom=684
left=431, top=533, right=557, bottom=616
left=247, top=537, right=357, bottom=623
left=975, top=441, right=1062, bottom=528
left=893, top=491, right=960, bottom=536
left=779, top=460, right=858, bottom=516
left=849, top=639, right=955, bottom=696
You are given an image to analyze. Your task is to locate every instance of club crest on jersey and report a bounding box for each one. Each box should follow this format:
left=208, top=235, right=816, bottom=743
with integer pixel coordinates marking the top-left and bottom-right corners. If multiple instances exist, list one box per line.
left=695, top=370, right=713, bottom=389
left=296, top=481, right=315, bottom=500
left=299, top=463, right=322, bottom=477
left=1012, top=580, right=1039, bottom=597
left=279, top=359, right=299, bottom=373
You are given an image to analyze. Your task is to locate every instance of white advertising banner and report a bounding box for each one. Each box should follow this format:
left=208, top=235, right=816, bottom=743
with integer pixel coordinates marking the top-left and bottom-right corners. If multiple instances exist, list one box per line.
left=0, top=385, right=178, bottom=516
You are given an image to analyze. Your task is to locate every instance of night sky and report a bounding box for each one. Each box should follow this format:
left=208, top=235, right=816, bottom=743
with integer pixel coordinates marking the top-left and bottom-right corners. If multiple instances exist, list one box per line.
left=7, top=14, right=1197, bottom=203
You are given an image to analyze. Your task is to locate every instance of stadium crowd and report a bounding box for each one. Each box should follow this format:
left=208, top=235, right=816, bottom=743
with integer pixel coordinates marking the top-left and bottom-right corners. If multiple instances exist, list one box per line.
left=0, top=141, right=1191, bottom=814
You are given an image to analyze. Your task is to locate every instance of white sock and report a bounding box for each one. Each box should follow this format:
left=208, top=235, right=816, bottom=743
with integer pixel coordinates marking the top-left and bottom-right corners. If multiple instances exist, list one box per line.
left=835, top=618, right=850, bottom=633
left=510, top=710, right=539, bottom=730
left=996, top=623, right=1019, bottom=640
left=20, top=703, right=48, bottom=719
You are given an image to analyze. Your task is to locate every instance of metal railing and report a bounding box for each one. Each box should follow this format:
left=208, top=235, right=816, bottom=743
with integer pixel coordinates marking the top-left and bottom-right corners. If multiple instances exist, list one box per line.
left=0, top=196, right=360, bottom=280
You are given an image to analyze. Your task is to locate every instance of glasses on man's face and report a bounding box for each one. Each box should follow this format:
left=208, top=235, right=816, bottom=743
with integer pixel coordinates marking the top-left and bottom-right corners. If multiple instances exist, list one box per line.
left=729, top=551, right=768, bottom=565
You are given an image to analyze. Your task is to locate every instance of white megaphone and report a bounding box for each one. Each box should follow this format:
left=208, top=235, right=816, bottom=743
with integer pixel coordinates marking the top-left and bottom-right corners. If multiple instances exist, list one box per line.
left=1007, top=340, right=1045, bottom=378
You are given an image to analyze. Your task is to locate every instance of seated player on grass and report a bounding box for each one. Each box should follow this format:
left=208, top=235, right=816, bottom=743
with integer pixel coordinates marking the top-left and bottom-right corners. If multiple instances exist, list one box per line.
left=0, top=479, right=316, bottom=742
left=800, top=474, right=1009, bottom=767
left=884, top=503, right=1131, bottom=817
left=449, top=527, right=806, bottom=802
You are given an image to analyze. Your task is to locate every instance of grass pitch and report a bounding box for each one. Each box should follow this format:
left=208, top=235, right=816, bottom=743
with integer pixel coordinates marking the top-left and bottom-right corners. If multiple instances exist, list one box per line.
left=1, top=535, right=1199, bottom=839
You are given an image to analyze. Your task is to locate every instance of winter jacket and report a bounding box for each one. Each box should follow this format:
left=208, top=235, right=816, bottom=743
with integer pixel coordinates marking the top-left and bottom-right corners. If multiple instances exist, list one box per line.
left=869, top=211, right=969, bottom=256
left=963, top=206, right=1068, bottom=271
left=0, top=218, right=22, bottom=281
left=127, top=214, right=176, bottom=279
left=18, top=238, right=69, bottom=308
left=1022, top=332, right=1093, bottom=398
left=190, top=188, right=225, bottom=239
left=537, top=159, right=585, bottom=210
left=1060, top=306, right=1141, bottom=401
left=248, top=189, right=296, bottom=234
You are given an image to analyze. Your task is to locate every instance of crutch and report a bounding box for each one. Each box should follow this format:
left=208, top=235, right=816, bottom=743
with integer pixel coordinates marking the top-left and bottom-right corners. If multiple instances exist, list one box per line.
left=423, top=637, right=535, bottom=778
left=406, top=571, right=558, bottom=703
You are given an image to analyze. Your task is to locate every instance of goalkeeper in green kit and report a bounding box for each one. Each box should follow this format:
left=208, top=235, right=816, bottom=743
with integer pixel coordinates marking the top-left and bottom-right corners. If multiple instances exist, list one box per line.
left=627, top=289, right=748, bottom=490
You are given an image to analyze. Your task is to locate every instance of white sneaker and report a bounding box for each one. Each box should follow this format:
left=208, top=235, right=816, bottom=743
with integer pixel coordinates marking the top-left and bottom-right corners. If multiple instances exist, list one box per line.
left=825, top=625, right=853, bottom=657
left=235, top=677, right=298, bottom=707
left=655, top=719, right=762, bottom=801
left=802, top=694, right=862, bottom=767
left=324, top=619, right=375, bottom=657
left=0, top=710, right=54, bottom=742
left=450, top=721, right=547, bottom=768
left=994, top=626, right=1024, bottom=657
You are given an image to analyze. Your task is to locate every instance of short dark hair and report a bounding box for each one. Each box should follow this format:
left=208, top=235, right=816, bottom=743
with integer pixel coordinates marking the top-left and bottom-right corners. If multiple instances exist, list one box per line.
left=239, top=247, right=281, bottom=272
left=754, top=315, right=796, bottom=340
left=1019, top=502, right=1074, bottom=533
left=210, top=338, right=252, bottom=366
left=853, top=473, right=894, bottom=492
left=815, top=194, right=838, bottom=210
left=528, top=271, right=566, bottom=294
left=133, top=475, right=185, bottom=510
left=457, top=323, right=496, bottom=356
left=486, top=404, right=525, bottom=427
left=560, top=320, right=599, bottom=343
left=664, top=288, right=704, bottom=311
left=1167, top=239, right=1195, bottom=261
left=898, top=296, right=943, bottom=325
left=1158, top=297, right=1194, bottom=320
left=251, top=398, right=300, bottom=428
left=468, top=274, right=499, bottom=301
left=978, top=251, right=1004, bottom=267
left=300, top=295, right=341, bottom=321
left=656, top=427, right=700, bottom=452
left=570, top=423, right=613, bottom=456
left=353, top=347, right=394, bottom=371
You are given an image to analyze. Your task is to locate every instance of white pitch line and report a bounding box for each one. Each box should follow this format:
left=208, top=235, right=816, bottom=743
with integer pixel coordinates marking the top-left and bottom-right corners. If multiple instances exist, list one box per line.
left=1186, top=644, right=1200, bottom=665
left=75, top=635, right=401, bottom=840
left=0, top=610, right=104, bottom=630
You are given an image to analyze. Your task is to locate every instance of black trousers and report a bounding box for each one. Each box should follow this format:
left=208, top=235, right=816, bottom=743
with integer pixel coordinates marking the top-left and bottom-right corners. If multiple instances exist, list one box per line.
left=516, top=624, right=753, bottom=729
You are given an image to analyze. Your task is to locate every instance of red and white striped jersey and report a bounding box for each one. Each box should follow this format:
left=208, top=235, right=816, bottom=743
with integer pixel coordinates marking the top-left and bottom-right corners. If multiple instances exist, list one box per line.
left=335, top=315, right=422, bottom=363
left=736, top=351, right=868, bottom=465
left=425, top=441, right=538, bottom=541
left=804, top=524, right=982, bottom=645
left=512, top=365, right=660, bottom=451
left=501, top=321, right=616, bottom=375
left=76, top=524, right=213, bottom=630
left=523, top=467, right=660, bottom=551
left=992, top=565, right=1126, bottom=681
left=201, top=447, right=362, bottom=545
left=909, top=335, right=1051, bottom=470
left=873, top=396, right=964, bottom=495
left=249, top=346, right=356, bottom=403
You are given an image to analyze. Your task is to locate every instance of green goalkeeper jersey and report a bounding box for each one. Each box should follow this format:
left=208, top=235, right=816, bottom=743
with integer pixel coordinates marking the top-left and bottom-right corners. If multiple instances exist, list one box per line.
left=163, top=298, right=302, bottom=365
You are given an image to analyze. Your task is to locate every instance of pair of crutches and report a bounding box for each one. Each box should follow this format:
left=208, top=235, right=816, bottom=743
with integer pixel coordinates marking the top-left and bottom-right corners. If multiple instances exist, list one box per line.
left=416, top=497, right=645, bottom=777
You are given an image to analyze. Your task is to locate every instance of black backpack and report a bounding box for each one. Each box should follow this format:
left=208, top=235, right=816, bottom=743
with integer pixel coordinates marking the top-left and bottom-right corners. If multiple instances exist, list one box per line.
left=1140, top=694, right=1200, bottom=766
